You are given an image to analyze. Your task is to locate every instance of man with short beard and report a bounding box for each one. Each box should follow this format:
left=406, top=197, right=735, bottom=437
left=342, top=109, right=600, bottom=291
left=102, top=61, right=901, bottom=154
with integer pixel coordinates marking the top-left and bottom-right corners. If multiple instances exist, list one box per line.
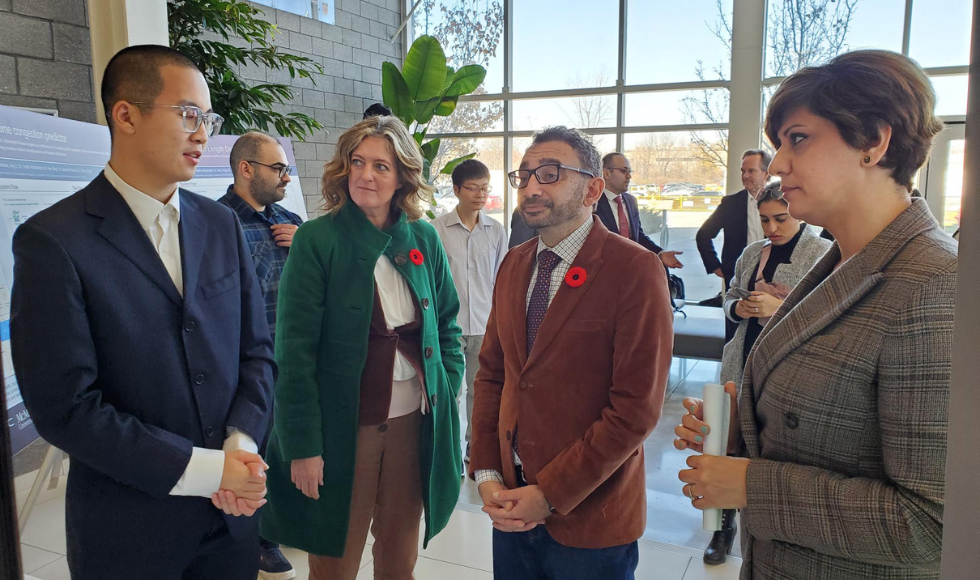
left=469, top=126, right=673, bottom=578
left=219, top=132, right=303, bottom=580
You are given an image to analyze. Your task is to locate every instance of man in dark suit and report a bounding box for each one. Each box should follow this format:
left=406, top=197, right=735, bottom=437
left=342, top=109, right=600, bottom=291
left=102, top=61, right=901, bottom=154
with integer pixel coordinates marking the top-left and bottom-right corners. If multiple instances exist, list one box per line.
left=696, top=149, right=771, bottom=340
left=595, top=153, right=683, bottom=268
left=470, top=127, right=673, bottom=578
left=508, top=208, right=538, bottom=248
left=10, top=46, right=275, bottom=580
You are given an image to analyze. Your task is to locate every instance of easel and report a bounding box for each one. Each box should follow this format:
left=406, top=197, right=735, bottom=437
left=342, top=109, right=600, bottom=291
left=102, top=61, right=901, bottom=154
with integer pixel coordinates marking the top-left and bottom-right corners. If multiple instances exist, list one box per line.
left=16, top=445, right=65, bottom=534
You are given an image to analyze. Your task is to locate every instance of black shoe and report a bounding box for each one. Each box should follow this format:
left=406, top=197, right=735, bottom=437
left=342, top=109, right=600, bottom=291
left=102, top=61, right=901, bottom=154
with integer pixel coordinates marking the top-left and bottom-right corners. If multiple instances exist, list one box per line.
left=703, top=509, right=737, bottom=566
left=258, top=541, right=296, bottom=580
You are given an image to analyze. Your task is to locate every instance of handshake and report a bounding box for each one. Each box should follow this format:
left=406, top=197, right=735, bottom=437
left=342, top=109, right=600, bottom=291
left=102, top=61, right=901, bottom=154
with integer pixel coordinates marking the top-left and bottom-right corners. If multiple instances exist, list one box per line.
left=212, top=449, right=269, bottom=517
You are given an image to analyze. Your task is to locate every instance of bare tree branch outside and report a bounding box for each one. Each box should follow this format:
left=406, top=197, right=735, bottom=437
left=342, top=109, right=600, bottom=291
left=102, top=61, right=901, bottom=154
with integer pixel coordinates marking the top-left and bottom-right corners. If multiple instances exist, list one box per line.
left=680, top=0, right=860, bottom=170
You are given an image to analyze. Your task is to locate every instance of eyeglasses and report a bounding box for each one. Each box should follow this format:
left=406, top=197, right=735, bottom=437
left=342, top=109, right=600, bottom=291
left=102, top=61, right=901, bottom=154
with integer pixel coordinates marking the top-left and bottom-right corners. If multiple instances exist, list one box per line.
left=129, top=103, right=224, bottom=137
left=248, top=160, right=293, bottom=179
left=461, top=184, right=492, bottom=194
left=605, top=166, right=632, bottom=177
left=508, top=163, right=596, bottom=189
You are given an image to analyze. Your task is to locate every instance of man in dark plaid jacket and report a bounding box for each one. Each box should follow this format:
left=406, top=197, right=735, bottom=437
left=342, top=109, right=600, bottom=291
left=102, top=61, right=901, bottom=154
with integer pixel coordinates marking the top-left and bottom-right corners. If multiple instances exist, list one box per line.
left=219, top=131, right=303, bottom=580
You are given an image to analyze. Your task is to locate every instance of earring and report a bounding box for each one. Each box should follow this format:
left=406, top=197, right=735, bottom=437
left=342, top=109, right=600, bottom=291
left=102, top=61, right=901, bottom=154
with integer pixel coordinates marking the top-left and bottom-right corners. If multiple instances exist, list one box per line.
left=864, top=156, right=872, bottom=164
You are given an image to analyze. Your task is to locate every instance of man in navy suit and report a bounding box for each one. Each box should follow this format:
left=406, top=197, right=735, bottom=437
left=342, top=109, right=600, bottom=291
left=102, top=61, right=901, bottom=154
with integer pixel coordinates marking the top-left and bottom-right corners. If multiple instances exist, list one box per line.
left=595, top=153, right=683, bottom=268
left=10, top=46, right=275, bottom=579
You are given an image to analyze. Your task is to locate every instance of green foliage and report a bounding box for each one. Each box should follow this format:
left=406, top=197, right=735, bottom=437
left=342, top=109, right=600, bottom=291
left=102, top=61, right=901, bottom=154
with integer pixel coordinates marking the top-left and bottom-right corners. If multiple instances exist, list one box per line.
left=168, top=0, right=324, bottom=140
left=381, top=35, right=486, bottom=199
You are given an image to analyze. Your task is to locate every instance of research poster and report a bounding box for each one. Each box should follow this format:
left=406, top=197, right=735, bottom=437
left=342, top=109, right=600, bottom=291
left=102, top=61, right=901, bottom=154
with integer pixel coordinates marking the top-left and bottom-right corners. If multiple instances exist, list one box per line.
left=0, top=104, right=308, bottom=455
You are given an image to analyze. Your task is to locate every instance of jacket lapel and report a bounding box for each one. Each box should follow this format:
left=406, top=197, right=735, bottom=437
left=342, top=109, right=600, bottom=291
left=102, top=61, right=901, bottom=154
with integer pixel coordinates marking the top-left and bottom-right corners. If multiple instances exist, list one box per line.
left=523, top=217, right=607, bottom=371
left=594, top=195, right=616, bottom=234
left=625, top=192, right=640, bottom=240
left=749, top=199, right=939, bottom=399
left=178, top=191, right=208, bottom=305
left=87, top=174, right=182, bottom=306
left=510, top=242, right=536, bottom=368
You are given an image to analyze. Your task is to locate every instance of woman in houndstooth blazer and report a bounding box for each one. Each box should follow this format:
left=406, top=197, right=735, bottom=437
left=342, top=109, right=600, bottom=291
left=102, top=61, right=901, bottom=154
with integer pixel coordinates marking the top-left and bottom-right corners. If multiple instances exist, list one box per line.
left=675, top=50, right=956, bottom=580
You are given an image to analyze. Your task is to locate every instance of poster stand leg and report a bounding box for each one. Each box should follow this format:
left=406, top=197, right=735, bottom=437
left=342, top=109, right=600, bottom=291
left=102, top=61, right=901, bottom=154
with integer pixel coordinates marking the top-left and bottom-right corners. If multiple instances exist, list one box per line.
left=16, top=446, right=64, bottom=535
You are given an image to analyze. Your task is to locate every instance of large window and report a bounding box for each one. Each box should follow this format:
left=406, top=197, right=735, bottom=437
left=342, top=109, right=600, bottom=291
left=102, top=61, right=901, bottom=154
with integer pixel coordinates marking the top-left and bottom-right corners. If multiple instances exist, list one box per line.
left=413, top=0, right=733, bottom=300
left=411, top=0, right=973, bottom=302
left=762, top=0, right=972, bottom=248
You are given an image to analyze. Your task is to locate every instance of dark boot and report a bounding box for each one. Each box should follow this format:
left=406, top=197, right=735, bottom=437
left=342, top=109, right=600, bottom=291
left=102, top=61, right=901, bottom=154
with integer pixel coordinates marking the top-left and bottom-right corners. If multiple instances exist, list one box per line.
left=703, top=509, right=737, bottom=565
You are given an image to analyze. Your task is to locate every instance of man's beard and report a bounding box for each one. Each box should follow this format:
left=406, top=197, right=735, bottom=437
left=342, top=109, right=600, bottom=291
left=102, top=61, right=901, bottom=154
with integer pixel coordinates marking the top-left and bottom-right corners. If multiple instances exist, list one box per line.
left=520, top=191, right=585, bottom=229
left=251, top=178, right=286, bottom=207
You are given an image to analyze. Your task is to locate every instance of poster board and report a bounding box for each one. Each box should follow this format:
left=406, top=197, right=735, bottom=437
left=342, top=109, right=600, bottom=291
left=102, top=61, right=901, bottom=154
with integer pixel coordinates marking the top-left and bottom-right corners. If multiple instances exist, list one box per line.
left=0, top=105, right=308, bottom=455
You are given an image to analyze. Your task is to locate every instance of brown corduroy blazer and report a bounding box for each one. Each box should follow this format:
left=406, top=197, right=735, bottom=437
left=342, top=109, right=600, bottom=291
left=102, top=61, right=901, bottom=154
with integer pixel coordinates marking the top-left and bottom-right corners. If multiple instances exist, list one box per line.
left=469, top=216, right=674, bottom=549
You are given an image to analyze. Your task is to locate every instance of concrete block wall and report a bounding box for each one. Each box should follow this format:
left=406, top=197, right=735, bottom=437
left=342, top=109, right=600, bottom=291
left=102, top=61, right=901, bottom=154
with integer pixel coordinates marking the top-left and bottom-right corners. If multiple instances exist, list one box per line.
left=232, top=0, right=405, bottom=217
left=0, top=0, right=405, bottom=217
left=0, top=0, right=95, bottom=123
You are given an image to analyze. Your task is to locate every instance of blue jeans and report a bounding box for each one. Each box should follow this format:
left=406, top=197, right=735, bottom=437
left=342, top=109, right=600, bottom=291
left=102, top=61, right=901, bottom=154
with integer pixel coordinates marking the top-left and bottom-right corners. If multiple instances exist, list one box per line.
left=492, top=526, right=638, bottom=580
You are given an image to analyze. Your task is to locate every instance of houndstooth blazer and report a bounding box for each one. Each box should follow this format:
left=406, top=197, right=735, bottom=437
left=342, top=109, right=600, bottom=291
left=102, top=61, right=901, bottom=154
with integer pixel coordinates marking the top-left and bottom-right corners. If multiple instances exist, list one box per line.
left=738, top=199, right=957, bottom=579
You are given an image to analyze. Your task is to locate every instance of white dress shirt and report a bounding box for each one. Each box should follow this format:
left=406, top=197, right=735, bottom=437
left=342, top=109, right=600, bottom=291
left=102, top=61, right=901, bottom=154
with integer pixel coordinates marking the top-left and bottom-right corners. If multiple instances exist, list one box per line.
left=746, top=189, right=766, bottom=246
left=603, top=189, right=627, bottom=233
left=430, top=209, right=507, bottom=336
left=374, top=255, right=424, bottom=418
left=104, top=164, right=256, bottom=498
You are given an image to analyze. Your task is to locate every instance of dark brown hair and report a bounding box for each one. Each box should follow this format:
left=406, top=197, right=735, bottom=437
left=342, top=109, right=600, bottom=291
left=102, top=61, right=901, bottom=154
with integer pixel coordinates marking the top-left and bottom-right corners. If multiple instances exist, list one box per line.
left=764, top=50, right=943, bottom=190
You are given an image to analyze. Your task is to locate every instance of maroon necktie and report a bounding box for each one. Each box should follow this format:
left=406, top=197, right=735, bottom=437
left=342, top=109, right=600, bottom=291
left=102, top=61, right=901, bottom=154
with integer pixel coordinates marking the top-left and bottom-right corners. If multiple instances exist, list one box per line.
left=526, top=250, right=561, bottom=354
left=614, top=196, right=630, bottom=238
left=516, top=249, right=561, bottom=462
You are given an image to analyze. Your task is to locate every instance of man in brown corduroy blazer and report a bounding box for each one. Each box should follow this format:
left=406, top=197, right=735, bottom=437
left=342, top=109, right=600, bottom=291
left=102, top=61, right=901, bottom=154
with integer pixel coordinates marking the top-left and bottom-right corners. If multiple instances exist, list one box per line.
left=468, top=126, right=674, bottom=579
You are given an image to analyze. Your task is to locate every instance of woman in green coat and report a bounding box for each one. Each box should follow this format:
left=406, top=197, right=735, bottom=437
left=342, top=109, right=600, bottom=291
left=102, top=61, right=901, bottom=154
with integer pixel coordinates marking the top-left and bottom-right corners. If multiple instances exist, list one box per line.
left=260, top=116, right=464, bottom=579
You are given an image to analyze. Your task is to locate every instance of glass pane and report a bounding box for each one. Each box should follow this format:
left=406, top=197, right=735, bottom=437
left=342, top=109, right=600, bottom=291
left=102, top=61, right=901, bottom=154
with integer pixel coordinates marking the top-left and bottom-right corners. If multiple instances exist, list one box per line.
left=909, top=0, right=973, bottom=68
left=625, top=89, right=729, bottom=127
left=623, top=132, right=729, bottom=301
left=513, top=0, right=619, bottom=92
left=943, top=139, right=965, bottom=233
left=765, top=0, right=904, bottom=79
left=932, top=75, right=969, bottom=117
left=427, top=101, right=504, bottom=133
left=413, top=0, right=505, bottom=94
left=427, top=137, right=505, bottom=226
left=626, top=0, right=733, bottom=84
left=512, top=96, right=618, bottom=131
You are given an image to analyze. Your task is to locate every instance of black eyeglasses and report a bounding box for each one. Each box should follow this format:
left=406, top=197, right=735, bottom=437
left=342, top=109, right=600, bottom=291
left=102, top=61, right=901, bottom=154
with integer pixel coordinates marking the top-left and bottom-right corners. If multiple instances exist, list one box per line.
left=508, top=163, right=596, bottom=189
left=129, top=103, right=224, bottom=137
left=605, top=166, right=632, bottom=177
left=248, top=160, right=293, bottom=179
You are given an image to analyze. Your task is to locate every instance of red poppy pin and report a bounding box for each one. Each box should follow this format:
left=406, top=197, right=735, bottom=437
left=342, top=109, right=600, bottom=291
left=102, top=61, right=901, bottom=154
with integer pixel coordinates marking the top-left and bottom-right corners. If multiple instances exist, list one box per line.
left=565, top=267, right=587, bottom=288
left=409, top=249, right=424, bottom=265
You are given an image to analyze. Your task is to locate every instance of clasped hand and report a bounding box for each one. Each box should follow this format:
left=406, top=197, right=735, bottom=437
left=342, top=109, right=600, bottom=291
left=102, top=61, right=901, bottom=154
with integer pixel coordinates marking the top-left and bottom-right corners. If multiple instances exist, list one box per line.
left=673, top=382, right=750, bottom=510
left=735, top=291, right=781, bottom=318
left=478, top=481, right=551, bottom=533
left=211, top=449, right=269, bottom=517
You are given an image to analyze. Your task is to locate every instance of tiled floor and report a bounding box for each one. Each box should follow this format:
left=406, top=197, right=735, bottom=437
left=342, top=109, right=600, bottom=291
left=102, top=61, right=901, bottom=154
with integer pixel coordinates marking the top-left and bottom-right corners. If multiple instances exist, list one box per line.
left=15, top=358, right=740, bottom=580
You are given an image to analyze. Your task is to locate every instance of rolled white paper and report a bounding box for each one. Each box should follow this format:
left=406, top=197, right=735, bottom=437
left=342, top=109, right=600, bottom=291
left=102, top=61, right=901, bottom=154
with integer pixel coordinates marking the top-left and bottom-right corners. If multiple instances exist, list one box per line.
left=701, top=382, right=731, bottom=531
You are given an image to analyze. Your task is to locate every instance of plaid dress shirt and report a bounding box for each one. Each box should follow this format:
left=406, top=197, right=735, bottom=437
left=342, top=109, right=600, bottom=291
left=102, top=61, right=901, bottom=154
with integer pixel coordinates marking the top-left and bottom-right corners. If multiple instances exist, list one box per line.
left=218, top=186, right=303, bottom=342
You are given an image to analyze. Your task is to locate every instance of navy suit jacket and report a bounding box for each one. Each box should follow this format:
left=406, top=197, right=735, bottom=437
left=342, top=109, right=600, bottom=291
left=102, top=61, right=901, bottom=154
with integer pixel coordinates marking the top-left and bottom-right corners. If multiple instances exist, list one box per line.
left=10, top=173, right=275, bottom=550
left=695, top=188, right=749, bottom=285
left=595, top=191, right=663, bottom=254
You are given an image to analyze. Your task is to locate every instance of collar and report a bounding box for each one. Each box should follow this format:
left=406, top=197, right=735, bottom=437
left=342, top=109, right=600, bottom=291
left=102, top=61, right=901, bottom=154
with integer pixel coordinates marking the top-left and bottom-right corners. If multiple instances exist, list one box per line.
left=220, top=184, right=273, bottom=221
left=447, top=207, right=491, bottom=229
left=603, top=189, right=625, bottom=203
left=535, top=215, right=594, bottom=264
left=334, top=200, right=412, bottom=251
left=104, top=163, right=180, bottom=231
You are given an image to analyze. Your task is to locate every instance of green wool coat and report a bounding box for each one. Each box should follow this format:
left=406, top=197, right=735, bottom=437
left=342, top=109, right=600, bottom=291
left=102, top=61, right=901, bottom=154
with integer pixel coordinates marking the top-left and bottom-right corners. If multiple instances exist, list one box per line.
left=259, top=202, right=464, bottom=557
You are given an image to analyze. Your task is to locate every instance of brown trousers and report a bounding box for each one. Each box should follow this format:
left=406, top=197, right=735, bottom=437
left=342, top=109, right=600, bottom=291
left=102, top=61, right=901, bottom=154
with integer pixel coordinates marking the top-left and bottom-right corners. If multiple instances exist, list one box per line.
left=309, top=411, right=423, bottom=580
